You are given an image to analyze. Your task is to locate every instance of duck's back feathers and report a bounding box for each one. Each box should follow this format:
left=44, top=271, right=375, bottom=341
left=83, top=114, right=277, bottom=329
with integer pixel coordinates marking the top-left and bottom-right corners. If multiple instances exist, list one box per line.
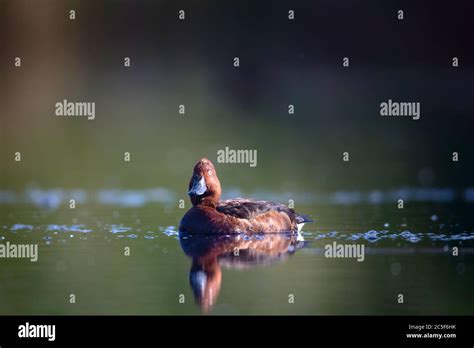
left=217, top=199, right=313, bottom=228
left=217, top=199, right=287, bottom=219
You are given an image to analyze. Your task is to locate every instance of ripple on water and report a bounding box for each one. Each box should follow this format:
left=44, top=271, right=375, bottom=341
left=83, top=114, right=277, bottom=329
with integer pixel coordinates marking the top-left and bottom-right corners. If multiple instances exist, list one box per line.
left=161, top=226, right=178, bottom=237
left=46, top=224, right=92, bottom=233
left=11, top=224, right=34, bottom=231
left=109, top=225, right=132, bottom=234
left=312, top=229, right=474, bottom=244
left=399, top=231, right=422, bottom=243
left=365, top=230, right=380, bottom=243
left=3, top=220, right=474, bottom=246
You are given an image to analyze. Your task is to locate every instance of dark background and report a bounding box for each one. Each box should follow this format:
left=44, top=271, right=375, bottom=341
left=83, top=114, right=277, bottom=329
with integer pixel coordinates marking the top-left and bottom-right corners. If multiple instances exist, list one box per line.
left=1, top=0, right=473, bottom=193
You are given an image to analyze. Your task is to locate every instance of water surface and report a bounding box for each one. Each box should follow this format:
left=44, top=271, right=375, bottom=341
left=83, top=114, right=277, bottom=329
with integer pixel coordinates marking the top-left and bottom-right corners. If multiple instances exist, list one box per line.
left=1, top=191, right=472, bottom=315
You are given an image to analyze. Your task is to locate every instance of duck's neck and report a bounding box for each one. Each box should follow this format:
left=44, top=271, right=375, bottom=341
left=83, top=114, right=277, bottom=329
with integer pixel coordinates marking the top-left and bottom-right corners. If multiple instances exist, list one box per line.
left=198, top=196, right=219, bottom=208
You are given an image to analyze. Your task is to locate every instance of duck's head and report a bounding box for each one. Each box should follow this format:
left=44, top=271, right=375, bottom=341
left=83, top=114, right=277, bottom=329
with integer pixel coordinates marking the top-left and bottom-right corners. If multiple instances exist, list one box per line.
left=188, top=158, right=221, bottom=207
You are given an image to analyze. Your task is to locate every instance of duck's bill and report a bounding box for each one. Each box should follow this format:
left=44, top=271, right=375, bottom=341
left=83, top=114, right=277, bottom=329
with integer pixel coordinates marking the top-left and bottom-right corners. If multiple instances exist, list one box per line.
left=188, top=175, right=207, bottom=196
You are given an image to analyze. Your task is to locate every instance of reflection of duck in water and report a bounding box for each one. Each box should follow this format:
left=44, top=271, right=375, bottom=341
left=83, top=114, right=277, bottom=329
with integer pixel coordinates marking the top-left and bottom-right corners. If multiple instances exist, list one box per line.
left=180, top=158, right=313, bottom=234
left=179, top=232, right=305, bottom=312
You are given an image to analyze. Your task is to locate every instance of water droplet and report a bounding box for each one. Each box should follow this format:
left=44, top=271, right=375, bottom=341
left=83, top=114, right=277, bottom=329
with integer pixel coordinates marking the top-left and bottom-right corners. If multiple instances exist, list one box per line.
left=162, top=226, right=178, bottom=237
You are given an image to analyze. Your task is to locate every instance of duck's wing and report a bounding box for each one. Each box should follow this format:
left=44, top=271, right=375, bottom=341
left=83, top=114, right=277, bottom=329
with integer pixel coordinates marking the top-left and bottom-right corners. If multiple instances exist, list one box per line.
left=217, top=199, right=308, bottom=222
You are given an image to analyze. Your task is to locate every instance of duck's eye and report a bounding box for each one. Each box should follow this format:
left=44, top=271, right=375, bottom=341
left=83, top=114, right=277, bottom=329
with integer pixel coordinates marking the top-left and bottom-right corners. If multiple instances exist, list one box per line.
left=207, top=170, right=212, bottom=176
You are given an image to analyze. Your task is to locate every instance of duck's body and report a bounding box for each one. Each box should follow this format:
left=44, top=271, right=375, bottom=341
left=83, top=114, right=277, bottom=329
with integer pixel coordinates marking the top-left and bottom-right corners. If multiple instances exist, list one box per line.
left=179, top=158, right=313, bottom=234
